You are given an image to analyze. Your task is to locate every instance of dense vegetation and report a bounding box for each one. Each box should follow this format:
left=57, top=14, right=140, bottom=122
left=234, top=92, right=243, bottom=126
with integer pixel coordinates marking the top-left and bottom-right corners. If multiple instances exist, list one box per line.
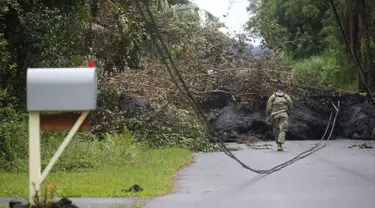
left=247, top=0, right=375, bottom=91
left=1, top=0, right=374, bottom=181
left=0, top=0, right=222, bottom=174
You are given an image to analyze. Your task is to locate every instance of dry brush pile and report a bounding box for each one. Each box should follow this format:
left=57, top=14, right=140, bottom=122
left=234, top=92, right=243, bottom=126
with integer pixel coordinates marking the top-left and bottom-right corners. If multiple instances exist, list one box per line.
left=89, top=48, right=322, bottom=151
left=86, top=2, right=347, bottom=150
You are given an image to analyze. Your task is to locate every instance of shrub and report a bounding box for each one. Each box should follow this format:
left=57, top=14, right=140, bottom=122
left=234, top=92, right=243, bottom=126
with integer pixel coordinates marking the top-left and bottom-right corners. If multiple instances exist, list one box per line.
left=40, top=130, right=104, bottom=173
left=90, top=75, right=125, bottom=135
left=128, top=106, right=220, bottom=152
left=292, top=55, right=332, bottom=86
left=292, top=53, right=357, bottom=90
left=322, top=50, right=358, bottom=91
left=99, top=127, right=147, bottom=165
left=0, top=107, right=143, bottom=173
left=0, top=107, right=29, bottom=173
left=91, top=76, right=221, bottom=153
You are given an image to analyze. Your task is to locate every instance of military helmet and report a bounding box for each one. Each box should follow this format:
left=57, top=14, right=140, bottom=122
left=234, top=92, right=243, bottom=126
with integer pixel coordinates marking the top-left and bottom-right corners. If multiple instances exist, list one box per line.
left=276, top=81, right=285, bottom=90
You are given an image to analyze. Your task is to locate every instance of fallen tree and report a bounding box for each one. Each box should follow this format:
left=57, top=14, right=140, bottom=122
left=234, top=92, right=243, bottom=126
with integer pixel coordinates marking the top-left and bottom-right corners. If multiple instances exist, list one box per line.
left=89, top=49, right=375, bottom=151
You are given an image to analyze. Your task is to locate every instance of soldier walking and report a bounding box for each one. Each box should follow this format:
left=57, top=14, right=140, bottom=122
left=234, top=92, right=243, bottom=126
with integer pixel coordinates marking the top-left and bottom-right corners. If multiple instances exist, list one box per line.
left=266, top=81, right=293, bottom=151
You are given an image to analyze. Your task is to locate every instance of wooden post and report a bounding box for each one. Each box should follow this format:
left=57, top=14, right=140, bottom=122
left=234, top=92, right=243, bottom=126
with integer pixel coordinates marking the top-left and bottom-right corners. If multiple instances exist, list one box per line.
left=29, top=112, right=41, bottom=204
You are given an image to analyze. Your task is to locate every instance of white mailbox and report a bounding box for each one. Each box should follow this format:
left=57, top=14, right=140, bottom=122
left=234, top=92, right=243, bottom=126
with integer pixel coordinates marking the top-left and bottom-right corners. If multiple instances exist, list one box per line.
left=27, top=68, right=98, bottom=111
left=26, top=67, right=98, bottom=204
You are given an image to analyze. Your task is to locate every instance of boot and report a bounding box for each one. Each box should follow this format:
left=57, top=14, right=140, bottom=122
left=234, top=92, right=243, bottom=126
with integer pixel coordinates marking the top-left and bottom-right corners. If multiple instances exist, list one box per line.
left=277, top=143, right=283, bottom=151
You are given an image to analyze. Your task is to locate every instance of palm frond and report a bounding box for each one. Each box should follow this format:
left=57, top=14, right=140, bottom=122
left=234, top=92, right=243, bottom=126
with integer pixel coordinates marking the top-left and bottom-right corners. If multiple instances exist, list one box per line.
left=154, top=0, right=218, bottom=22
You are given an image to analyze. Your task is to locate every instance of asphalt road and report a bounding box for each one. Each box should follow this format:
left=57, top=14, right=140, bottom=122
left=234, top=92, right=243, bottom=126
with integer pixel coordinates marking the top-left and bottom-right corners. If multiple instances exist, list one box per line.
left=145, top=140, right=375, bottom=208
left=1, top=140, right=374, bottom=208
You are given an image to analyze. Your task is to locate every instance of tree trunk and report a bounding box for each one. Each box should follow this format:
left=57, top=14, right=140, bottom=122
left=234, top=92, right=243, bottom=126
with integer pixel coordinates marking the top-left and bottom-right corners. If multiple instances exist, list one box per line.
left=365, top=32, right=373, bottom=91
left=360, top=0, right=374, bottom=92
left=355, top=11, right=364, bottom=91
left=347, top=0, right=354, bottom=50
left=344, top=0, right=364, bottom=91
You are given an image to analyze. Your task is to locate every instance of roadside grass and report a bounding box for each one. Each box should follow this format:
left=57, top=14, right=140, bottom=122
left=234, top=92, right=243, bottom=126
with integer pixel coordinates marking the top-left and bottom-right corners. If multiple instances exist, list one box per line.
left=0, top=148, right=193, bottom=198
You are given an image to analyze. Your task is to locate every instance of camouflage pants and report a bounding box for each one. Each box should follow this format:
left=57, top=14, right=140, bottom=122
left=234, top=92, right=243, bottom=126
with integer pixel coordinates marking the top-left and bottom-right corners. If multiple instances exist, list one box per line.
left=270, top=113, right=289, bottom=144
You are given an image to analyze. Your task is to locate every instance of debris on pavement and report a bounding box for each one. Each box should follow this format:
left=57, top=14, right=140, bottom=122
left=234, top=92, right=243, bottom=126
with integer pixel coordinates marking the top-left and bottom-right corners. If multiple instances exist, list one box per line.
left=9, top=197, right=79, bottom=208
left=248, top=143, right=273, bottom=150
left=348, top=143, right=373, bottom=149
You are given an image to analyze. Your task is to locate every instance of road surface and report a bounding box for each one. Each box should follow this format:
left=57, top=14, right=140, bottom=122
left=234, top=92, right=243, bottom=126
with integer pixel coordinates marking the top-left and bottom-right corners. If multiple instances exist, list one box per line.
left=145, top=140, right=375, bottom=208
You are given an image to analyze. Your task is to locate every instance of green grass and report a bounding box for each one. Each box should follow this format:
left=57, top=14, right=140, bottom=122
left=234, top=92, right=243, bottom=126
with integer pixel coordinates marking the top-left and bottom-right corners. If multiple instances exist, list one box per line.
left=0, top=148, right=193, bottom=198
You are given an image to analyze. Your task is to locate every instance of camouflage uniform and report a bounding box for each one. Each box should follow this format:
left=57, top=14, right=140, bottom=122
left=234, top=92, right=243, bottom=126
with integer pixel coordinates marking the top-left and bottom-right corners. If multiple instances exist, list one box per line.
left=266, top=89, right=293, bottom=148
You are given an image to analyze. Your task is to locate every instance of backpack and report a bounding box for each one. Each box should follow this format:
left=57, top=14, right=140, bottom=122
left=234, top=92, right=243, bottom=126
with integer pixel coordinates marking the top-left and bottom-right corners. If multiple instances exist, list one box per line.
left=270, top=92, right=286, bottom=105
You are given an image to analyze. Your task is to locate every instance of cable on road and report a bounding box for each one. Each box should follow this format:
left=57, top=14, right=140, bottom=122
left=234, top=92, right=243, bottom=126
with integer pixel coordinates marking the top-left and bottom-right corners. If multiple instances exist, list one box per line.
left=134, top=0, right=341, bottom=175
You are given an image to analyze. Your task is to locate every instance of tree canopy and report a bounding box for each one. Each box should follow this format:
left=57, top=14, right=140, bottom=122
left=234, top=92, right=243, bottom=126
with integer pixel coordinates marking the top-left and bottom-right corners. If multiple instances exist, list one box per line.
left=0, top=0, right=223, bottom=108
left=246, top=0, right=375, bottom=91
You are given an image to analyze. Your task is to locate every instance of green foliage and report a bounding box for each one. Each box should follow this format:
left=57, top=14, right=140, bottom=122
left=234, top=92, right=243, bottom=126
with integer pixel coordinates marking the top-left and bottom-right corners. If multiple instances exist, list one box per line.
left=0, top=0, right=219, bottom=109
left=0, top=107, right=145, bottom=173
left=91, top=75, right=221, bottom=153
left=292, top=53, right=358, bottom=90
left=0, top=107, right=28, bottom=173
left=247, top=0, right=375, bottom=91
left=293, top=55, right=334, bottom=86
left=247, top=0, right=330, bottom=59
left=128, top=106, right=220, bottom=152
left=0, top=0, right=88, bottom=109
left=99, top=128, right=148, bottom=165
left=40, top=131, right=103, bottom=173
left=168, top=0, right=191, bottom=5
left=321, top=49, right=358, bottom=90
